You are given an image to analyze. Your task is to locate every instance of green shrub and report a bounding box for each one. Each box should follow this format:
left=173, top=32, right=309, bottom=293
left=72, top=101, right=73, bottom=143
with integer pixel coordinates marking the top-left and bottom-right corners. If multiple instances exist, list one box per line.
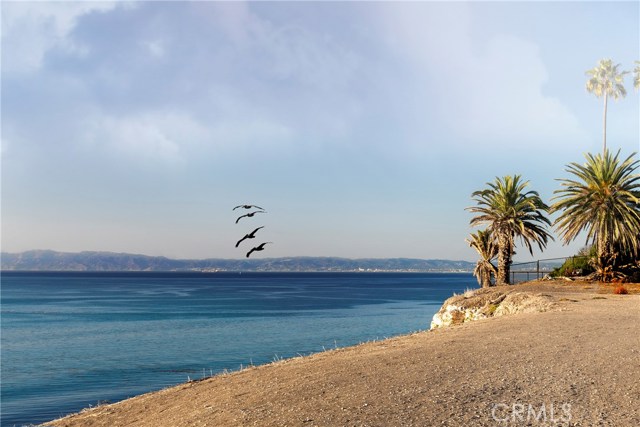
left=551, top=246, right=595, bottom=277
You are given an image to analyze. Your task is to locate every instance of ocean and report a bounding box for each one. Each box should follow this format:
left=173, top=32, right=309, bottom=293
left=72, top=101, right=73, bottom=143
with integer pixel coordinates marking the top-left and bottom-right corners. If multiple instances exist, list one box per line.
left=1, top=271, right=475, bottom=426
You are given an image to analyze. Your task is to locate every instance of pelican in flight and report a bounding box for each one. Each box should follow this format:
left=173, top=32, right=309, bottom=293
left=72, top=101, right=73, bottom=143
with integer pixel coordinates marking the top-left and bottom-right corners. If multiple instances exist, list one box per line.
left=233, top=204, right=264, bottom=211
left=235, top=226, right=265, bottom=248
left=235, top=210, right=266, bottom=224
left=246, top=242, right=272, bottom=258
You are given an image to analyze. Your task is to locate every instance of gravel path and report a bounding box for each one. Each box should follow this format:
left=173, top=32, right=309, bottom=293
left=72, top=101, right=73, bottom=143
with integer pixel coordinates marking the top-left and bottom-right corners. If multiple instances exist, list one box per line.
left=46, top=283, right=640, bottom=427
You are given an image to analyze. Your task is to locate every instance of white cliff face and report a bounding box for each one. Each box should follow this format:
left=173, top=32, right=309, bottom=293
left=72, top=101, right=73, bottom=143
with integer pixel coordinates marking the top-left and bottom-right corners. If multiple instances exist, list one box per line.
left=430, top=289, right=557, bottom=329
left=430, top=304, right=489, bottom=329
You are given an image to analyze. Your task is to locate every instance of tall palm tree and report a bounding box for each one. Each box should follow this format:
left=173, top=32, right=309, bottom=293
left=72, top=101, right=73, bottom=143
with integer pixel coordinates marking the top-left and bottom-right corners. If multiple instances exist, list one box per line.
left=467, top=175, right=553, bottom=286
left=466, top=229, right=497, bottom=288
left=551, top=150, right=640, bottom=279
left=634, top=60, right=640, bottom=91
left=585, top=59, right=628, bottom=154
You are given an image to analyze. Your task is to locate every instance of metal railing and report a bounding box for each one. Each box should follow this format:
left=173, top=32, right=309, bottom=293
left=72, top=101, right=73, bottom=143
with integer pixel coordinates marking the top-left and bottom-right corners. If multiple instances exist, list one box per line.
left=509, top=256, right=590, bottom=284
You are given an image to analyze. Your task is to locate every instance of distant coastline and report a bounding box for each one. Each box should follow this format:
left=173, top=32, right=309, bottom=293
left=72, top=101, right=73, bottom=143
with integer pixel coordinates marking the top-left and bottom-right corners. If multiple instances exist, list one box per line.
left=1, top=250, right=474, bottom=273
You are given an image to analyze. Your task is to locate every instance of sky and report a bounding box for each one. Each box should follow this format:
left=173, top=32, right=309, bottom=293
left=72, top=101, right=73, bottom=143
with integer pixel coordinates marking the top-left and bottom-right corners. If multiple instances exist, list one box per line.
left=2, top=1, right=639, bottom=262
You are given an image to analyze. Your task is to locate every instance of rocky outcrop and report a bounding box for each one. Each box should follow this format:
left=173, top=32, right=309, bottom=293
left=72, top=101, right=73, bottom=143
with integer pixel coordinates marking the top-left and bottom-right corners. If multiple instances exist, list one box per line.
left=430, top=288, right=557, bottom=329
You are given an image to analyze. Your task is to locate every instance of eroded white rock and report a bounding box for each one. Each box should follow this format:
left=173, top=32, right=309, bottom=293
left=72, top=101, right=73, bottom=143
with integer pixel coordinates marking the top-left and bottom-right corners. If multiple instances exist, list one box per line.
left=430, top=289, right=556, bottom=329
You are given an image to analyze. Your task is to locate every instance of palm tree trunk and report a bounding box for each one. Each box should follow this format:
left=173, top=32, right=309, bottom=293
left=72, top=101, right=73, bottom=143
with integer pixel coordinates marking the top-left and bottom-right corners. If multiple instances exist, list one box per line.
left=603, top=92, right=608, bottom=155
left=496, top=233, right=511, bottom=286
left=597, top=233, right=613, bottom=280
left=482, top=269, right=491, bottom=288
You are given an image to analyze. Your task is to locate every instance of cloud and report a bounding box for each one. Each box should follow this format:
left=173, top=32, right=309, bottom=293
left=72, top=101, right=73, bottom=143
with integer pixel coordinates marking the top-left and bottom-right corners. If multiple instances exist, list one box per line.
left=372, top=2, right=588, bottom=150
left=458, top=35, right=587, bottom=146
left=1, top=1, right=122, bottom=73
left=2, top=1, right=593, bottom=168
left=141, top=39, right=165, bottom=58
left=207, top=119, right=294, bottom=150
left=80, top=110, right=296, bottom=165
left=263, top=25, right=359, bottom=91
left=0, top=135, right=10, bottom=158
left=82, top=111, right=203, bottom=164
left=184, top=2, right=362, bottom=141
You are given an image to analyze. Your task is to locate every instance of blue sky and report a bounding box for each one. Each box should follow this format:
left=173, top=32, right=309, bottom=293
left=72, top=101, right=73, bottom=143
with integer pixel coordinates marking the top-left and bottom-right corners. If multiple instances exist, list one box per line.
left=2, top=1, right=639, bottom=261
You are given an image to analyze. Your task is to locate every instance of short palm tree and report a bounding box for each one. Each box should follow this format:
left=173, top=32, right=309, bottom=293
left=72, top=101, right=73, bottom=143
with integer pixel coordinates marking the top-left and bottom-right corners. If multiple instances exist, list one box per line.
left=466, top=229, right=497, bottom=288
left=585, top=59, right=628, bottom=154
left=467, top=175, right=553, bottom=285
left=551, top=150, right=640, bottom=279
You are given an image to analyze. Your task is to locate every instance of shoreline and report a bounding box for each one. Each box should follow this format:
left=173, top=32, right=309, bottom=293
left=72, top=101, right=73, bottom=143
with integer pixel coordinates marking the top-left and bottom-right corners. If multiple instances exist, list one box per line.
left=45, top=280, right=640, bottom=426
left=4, top=271, right=465, bottom=426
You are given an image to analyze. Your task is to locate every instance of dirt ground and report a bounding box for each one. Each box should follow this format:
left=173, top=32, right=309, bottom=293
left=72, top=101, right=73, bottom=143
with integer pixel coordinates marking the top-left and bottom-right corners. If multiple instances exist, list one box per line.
left=45, top=280, right=640, bottom=427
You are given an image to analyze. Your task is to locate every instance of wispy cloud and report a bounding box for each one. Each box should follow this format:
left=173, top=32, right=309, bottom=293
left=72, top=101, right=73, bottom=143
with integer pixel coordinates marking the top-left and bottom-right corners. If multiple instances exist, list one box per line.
left=372, top=2, right=587, bottom=151
left=1, top=1, right=123, bottom=73
left=82, top=111, right=194, bottom=164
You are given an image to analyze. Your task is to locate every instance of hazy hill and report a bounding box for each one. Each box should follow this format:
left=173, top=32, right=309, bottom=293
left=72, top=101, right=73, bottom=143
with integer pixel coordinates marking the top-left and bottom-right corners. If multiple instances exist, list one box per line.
left=1, top=250, right=474, bottom=272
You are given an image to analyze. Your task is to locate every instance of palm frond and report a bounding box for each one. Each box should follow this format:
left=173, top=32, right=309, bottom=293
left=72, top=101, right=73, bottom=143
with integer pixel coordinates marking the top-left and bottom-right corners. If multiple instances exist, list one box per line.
left=467, top=175, right=552, bottom=285
left=552, top=150, right=640, bottom=274
left=585, top=59, right=629, bottom=100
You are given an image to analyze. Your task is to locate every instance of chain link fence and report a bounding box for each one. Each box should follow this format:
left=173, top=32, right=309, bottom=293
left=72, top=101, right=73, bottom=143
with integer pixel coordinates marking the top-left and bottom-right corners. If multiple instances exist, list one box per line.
left=510, top=256, right=590, bottom=284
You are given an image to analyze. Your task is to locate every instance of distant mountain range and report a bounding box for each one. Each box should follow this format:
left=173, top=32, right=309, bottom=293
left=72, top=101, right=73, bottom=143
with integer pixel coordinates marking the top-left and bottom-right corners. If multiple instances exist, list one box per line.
left=1, top=250, right=474, bottom=273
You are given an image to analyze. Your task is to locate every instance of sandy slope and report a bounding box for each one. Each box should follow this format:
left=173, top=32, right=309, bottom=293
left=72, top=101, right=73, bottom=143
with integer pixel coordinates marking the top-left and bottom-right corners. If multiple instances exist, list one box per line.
left=45, top=281, right=639, bottom=427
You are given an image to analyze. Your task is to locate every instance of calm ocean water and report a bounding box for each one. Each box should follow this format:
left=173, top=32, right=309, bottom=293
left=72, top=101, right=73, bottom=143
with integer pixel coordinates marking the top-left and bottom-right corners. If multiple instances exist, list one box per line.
left=1, top=272, right=475, bottom=426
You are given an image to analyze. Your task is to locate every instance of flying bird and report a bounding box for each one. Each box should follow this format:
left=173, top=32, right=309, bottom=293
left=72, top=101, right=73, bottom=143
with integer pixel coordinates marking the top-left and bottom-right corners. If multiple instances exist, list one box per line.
left=235, top=226, right=265, bottom=248
left=246, top=242, right=273, bottom=258
left=235, top=210, right=266, bottom=224
left=233, top=204, right=264, bottom=211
